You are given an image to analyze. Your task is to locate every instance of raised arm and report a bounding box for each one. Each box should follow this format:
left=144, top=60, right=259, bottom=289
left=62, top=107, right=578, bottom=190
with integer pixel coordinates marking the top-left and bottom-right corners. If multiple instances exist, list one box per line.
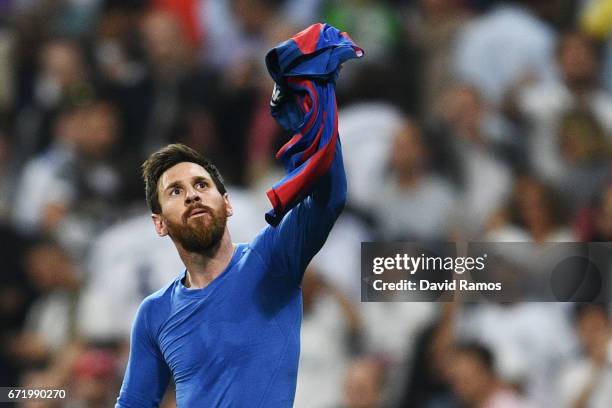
left=252, top=23, right=359, bottom=284
left=116, top=300, right=170, bottom=408
left=252, top=138, right=346, bottom=285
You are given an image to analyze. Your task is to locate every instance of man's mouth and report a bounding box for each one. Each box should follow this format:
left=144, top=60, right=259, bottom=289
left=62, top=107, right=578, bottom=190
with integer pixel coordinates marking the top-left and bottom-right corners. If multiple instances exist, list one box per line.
left=187, top=208, right=210, bottom=220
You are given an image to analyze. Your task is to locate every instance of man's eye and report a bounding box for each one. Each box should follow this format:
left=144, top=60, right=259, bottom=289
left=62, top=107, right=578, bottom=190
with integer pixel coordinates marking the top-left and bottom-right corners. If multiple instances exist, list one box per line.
left=171, top=188, right=181, bottom=196
left=196, top=182, right=207, bottom=189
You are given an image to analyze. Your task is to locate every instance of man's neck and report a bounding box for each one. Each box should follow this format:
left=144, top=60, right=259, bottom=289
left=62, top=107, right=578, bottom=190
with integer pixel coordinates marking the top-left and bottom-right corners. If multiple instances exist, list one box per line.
left=177, top=229, right=236, bottom=289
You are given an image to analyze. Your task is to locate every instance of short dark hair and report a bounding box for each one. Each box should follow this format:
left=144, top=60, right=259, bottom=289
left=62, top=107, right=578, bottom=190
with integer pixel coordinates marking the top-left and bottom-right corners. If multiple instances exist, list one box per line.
left=142, top=143, right=227, bottom=214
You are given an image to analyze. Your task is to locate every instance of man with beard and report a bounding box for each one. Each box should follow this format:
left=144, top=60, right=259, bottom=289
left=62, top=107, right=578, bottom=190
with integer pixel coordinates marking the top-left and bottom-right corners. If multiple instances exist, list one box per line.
left=115, top=141, right=347, bottom=407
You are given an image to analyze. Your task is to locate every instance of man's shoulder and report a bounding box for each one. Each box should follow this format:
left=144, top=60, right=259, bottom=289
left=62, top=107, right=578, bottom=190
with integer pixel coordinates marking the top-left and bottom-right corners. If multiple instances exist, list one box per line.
left=139, top=279, right=176, bottom=317
left=247, top=217, right=297, bottom=256
left=132, top=280, right=178, bottom=340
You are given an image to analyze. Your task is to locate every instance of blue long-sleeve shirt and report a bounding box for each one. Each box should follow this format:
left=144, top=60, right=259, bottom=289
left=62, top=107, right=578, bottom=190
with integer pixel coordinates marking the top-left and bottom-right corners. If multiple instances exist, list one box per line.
left=115, top=145, right=346, bottom=408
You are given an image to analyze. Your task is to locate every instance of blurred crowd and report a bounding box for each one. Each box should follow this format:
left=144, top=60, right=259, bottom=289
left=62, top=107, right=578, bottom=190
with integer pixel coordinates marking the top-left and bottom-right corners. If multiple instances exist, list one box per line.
left=2, top=0, right=612, bottom=407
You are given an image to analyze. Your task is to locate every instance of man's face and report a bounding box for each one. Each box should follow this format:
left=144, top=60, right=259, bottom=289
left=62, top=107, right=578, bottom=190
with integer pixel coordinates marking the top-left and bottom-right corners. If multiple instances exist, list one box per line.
left=576, top=307, right=609, bottom=355
left=77, top=103, right=118, bottom=159
left=559, top=35, right=597, bottom=89
left=595, top=187, right=612, bottom=240
left=447, top=351, right=490, bottom=405
left=390, top=121, right=427, bottom=173
left=153, top=162, right=232, bottom=253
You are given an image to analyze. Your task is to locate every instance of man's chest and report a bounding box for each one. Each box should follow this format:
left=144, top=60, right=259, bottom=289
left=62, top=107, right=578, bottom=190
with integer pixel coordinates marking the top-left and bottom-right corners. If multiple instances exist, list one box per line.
left=156, top=282, right=294, bottom=383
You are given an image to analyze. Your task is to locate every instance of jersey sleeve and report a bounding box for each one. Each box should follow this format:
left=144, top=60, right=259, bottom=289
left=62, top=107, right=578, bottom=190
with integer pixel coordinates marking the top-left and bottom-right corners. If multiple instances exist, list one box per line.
left=252, top=140, right=347, bottom=284
left=116, top=298, right=171, bottom=408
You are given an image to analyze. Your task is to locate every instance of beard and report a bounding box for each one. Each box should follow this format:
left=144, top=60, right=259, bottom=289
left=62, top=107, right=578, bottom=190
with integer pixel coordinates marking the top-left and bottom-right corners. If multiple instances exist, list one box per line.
left=165, top=203, right=228, bottom=253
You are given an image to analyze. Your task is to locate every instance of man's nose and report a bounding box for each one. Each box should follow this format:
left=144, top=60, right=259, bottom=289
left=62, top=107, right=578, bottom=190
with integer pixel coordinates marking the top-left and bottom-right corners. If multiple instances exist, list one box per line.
left=185, top=189, right=201, bottom=205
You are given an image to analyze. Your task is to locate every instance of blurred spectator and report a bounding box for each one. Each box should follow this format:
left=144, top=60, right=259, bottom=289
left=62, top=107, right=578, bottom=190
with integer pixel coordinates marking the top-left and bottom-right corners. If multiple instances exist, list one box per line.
left=555, top=110, right=611, bottom=212
left=20, top=342, right=87, bottom=408
left=418, top=303, right=529, bottom=408
left=141, top=9, right=192, bottom=80
left=580, top=0, right=612, bottom=93
left=9, top=240, right=80, bottom=370
left=601, top=44, right=612, bottom=95
left=11, top=0, right=102, bottom=37
left=435, top=84, right=514, bottom=238
left=0, top=27, right=14, bottom=113
left=556, top=303, right=612, bottom=408
left=324, top=1, right=420, bottom=112
left=368, top=115, right=456, bottom=241
left=200, top=0, right=285, bottom=69
left=360, top=299, right=436, bottom=406
left=438, top=84, right=520, bottom=167
left=93, top=8, right=148, bottom=160
left=13, top=100, right=124, bottom=257
left=341, top=356, right=386, bottom=408
left=338, top=102, right=403, bottom=212
left=13, top=104, right=83, bottom=235
left=456, top=302, right=577, bottom=406
left=14, top=37, right=93, bottom=158
left=294, top=269, right=362, bottom=408
left=68, top=348, right=120, bottom=408
left=580, top=183, right=612, bottom=241
left=195, top=2, right=292, bottom=186
left=447, top=342, right=532, bottom=408
left=281, top=0, right=324, bottom=28
left=322, top=0, right=401, bottom=64
left=96, top=8, right=222, bottom=170
left=487, top=175, right=575, bottom=242
left=94, top=9, right=145, bottom=88
left=0, top=223, right=33, bottom=385
left=231, top=56, right=287, bottom=187
left=20, top=370, right=65, bottom=408
left=453, top=0, right=556, bottom=106
left=399, top=320, right=459, bottom=407
left=0, top=131, right=15, bottom=220
left=410, top=0, right=471, bottom=119
left=516, top=32, right=612, bottom=198
left=136, top=9, right=214, bottom=156
left=152, top=0, right=203, bottom=49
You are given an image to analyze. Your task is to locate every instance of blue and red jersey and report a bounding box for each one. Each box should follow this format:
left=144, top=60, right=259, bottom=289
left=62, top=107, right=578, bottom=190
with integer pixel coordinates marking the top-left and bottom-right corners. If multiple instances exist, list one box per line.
left=116, top=23, right=361, bottom=407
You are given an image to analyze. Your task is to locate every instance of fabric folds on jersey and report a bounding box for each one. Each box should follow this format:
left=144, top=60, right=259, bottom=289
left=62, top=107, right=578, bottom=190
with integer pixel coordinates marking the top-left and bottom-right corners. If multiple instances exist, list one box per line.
left=264, top=23, right=363, bottom=226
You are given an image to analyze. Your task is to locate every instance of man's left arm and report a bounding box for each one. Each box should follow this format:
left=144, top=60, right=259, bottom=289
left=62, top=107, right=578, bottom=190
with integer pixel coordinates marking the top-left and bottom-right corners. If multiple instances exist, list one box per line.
left=254, top=140, right=347, bottom=283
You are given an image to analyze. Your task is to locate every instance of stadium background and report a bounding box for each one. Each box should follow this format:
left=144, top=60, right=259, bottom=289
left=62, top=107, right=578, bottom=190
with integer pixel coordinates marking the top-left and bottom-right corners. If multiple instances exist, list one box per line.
left=1, top=0, right=612, bottom=406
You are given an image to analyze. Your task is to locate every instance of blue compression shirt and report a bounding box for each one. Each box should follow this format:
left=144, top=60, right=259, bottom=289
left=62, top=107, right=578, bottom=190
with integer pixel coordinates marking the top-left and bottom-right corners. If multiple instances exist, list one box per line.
left=115, top=145, right=346, bottom=408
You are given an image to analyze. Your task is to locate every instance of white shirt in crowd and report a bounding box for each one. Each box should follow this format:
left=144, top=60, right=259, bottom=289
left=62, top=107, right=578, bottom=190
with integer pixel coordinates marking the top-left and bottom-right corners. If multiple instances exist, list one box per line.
left=557, top=348, right=612, bottom=408
left=518, top=81, right=612, bottom=188
left=294, top=293, right=352, bottom=408
left=371, top=174, right=456, bottom=241
left=454, top=3, right=556, bottom=106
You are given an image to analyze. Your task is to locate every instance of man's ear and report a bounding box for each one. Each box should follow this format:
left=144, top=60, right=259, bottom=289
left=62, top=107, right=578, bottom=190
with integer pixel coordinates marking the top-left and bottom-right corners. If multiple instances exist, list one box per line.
left=152, top=213, right=168, bottom=236
left=223, top=193, right=234, bottom=217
